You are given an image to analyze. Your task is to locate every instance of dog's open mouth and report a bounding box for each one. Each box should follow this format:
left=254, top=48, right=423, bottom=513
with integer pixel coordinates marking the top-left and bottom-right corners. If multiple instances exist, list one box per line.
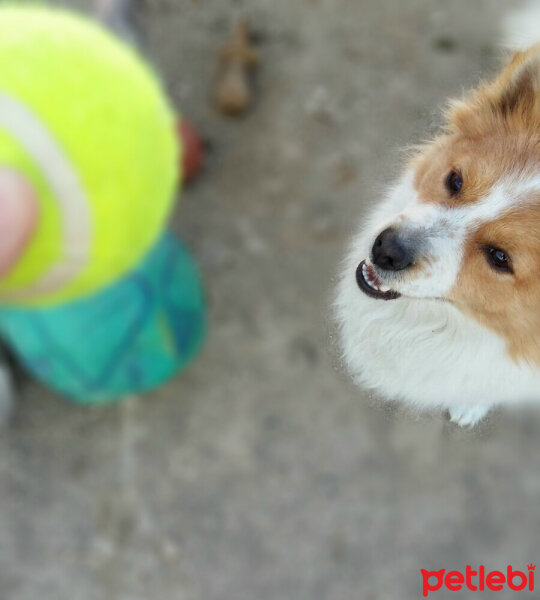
left=356, top=260, right=401, bottom=300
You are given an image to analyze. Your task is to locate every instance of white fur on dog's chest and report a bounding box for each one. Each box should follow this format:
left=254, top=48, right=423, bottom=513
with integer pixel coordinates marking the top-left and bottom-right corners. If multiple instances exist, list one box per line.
left=336, top=266, right=540, bottom=417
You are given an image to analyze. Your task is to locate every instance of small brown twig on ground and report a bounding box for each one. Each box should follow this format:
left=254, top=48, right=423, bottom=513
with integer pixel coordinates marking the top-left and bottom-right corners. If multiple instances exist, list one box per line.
left=215, top=18, right=259, bottom=116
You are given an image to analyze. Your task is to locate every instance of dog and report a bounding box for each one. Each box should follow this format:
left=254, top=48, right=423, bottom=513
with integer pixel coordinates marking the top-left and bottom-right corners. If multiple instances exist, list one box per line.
left=336, top=8, right=540, bottom=427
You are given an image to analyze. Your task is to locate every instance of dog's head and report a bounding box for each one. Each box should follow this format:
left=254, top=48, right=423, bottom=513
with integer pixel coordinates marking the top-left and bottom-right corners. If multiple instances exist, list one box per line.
left=352, top=44, right=540, bottom=362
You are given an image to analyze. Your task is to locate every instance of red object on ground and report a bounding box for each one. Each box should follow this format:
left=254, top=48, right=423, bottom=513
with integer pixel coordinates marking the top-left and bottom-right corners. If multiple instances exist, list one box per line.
left=178, top=119, right=204, bottom=184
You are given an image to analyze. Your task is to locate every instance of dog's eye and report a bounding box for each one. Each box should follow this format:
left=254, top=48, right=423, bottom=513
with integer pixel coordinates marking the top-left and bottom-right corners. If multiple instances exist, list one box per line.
left=485, top=247, right=513, bottom=273
left=445, top=170, right=463, bottom=196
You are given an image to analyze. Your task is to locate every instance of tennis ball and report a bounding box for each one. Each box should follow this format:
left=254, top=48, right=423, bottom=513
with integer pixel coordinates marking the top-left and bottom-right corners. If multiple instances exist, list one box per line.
left=0, top=5, right=180, bottom=306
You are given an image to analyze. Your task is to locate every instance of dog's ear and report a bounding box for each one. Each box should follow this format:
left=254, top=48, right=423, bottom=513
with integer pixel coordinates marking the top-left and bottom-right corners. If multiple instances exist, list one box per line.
left=447, top=45, right=540, bottom=136
left=496, top=50, right=539, bottom=118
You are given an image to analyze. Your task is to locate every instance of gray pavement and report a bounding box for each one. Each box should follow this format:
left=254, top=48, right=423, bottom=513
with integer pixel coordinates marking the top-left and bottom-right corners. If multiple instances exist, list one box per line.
left=2, top=1, right=538, bottom=599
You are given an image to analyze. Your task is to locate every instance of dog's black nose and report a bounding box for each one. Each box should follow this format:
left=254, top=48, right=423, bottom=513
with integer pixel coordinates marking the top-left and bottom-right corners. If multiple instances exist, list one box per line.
left=371, top=228, right=414, bottom=271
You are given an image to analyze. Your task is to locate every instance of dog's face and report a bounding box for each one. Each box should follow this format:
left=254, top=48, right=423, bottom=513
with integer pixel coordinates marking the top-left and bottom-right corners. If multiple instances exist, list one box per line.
left=352, top=45, right=540, bottom=362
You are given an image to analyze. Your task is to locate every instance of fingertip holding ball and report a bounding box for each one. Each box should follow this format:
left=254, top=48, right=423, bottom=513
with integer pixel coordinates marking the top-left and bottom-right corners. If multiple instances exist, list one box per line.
left=0, top=169, right=39, bottom=277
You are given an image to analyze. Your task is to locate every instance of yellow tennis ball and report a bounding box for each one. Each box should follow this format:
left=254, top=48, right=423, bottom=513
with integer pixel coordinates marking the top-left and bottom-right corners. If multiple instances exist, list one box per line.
left=0, top=5, right=180, bottom=306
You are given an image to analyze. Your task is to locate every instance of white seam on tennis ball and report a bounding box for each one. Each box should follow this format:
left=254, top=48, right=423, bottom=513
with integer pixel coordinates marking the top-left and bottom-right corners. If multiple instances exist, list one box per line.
left=0, top=93, right=91, bottom=301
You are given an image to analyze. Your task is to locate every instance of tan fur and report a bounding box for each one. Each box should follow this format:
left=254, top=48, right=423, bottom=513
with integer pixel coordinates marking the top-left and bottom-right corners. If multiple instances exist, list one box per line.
left=413, top=45, right=540, bottom=363
left=448, top=42, right=540, bottom=137
left=413, top=44, right=540, bottom=205
left=451, top=204, right=540, bottom=364
left=413, top=133, right=540, bottom=207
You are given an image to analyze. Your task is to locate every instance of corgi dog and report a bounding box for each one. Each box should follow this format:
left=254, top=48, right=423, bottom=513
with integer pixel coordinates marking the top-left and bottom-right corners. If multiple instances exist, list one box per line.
left=336, top=10, right=540, bottom=427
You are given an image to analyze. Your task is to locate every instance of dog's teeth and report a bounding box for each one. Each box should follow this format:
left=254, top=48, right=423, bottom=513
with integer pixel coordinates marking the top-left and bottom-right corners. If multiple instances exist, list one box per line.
left=361, top=262, right=393, bottom=294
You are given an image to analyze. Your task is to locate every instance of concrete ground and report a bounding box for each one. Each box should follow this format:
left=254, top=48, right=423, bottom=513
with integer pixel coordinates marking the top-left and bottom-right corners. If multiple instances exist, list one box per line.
left=2, top=1, right=539, bottom=599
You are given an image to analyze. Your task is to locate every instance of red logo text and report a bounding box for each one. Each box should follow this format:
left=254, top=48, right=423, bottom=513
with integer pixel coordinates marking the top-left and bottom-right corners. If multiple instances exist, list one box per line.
left=421, top=564, right=535, bottom=597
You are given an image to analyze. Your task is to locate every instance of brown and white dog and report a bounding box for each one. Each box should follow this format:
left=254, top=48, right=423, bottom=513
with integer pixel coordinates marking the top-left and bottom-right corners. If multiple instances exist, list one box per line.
left=336, top=8, right=540, bottom=426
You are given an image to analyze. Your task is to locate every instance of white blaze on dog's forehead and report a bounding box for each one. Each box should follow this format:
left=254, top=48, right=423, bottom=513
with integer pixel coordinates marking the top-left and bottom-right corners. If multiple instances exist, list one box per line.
left=403, top=172, right=540, bottom=233
left=393, top=173, right=524, bottom=234
left=432, top=174, right=540, bottom=254
left=514, top=174, right=540, bottom=197
left=458, top=175, right=540, bottom=223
